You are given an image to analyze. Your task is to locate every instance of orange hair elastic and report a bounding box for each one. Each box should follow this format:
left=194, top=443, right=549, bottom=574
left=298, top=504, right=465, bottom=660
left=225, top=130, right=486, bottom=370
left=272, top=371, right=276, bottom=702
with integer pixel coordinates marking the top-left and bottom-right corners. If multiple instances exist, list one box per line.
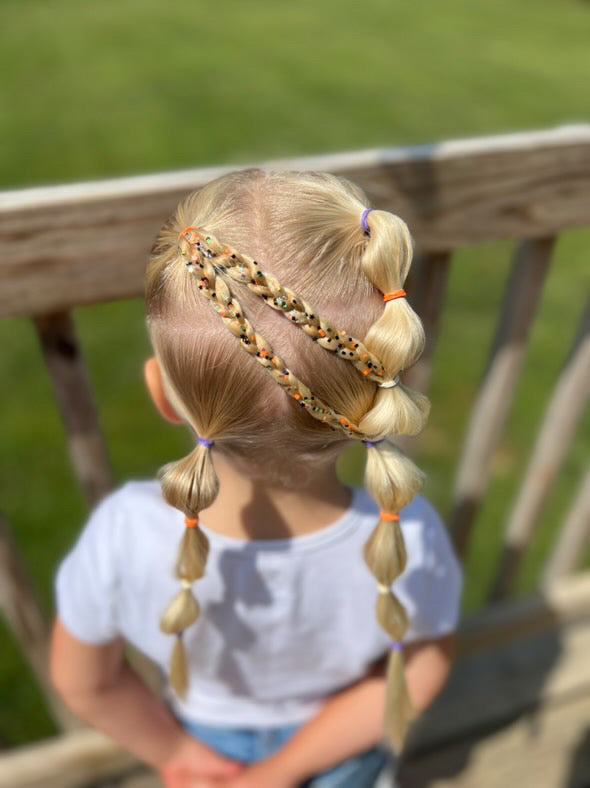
left=383, top=290, right=406, bottom=303
left=179, top=226, right=200, bottom=240
left=185, top=517, right=199, bottom=528
left=380, top=512, right=400, bottom=523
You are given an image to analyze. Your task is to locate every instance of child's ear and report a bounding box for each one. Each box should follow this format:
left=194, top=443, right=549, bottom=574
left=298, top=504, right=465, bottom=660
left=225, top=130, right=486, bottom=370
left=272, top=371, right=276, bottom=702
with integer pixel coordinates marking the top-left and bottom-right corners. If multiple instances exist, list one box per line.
left=144, top=357, right=184, bottom=425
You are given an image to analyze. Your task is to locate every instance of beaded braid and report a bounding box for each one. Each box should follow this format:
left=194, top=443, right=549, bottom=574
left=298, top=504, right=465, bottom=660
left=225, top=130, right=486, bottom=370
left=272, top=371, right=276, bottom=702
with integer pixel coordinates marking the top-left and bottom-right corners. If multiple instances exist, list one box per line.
left=179, top=229, right=364, bottom=438
left=179, top=228, right=398, bottom=388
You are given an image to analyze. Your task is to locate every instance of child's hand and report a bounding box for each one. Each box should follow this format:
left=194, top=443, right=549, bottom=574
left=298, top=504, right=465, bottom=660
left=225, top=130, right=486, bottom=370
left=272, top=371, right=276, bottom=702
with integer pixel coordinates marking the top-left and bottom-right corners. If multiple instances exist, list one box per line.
left=158, top=732, right=244, bottom=787
left=213, top=756, right=298, bottom=788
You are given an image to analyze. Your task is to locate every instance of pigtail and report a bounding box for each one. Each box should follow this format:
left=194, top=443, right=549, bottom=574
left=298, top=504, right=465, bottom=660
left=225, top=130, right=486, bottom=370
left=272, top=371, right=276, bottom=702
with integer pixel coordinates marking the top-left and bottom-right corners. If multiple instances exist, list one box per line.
left=158, top=439, right=217, bottom=696
left=359, top=211, right=430, bottom=438
left=363, top=440, right=423, bottom=750
left=359, top=210, right=429, bottom=751
left=159, top=440, right=219, bottom=517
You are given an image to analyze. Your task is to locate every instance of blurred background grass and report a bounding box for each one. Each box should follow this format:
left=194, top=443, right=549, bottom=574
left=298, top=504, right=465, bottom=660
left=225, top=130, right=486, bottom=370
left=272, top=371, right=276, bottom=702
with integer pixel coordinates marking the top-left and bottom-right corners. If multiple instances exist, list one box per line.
left=1, top=0, right=589, bottom=746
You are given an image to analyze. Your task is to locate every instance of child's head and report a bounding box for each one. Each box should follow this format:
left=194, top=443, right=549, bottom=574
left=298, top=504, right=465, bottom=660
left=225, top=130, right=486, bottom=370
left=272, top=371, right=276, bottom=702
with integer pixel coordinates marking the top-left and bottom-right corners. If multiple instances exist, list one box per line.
left=146, top=168, right=430, bottom=749
left=147, top=170, right=427, bottom=478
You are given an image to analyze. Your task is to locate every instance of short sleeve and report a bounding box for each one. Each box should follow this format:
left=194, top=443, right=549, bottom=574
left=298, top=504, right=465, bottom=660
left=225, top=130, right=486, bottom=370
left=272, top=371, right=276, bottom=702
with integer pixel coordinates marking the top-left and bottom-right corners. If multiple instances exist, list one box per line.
left=55, top=496, right=121, bottom=644
left=397, top=499, right=463, bottom=642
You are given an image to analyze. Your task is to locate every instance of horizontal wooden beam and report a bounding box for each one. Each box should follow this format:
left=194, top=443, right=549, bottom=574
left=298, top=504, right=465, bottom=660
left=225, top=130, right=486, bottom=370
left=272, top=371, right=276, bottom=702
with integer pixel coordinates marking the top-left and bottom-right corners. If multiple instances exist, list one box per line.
left=459, top=570, right=590, bottom=656
left=401, top=572, right=590, bottom=768
left=0, top=729, right=138, bottom=788
left=1, top=126, right=590, bottom=318
left=401, top=688, right=590, bottom=787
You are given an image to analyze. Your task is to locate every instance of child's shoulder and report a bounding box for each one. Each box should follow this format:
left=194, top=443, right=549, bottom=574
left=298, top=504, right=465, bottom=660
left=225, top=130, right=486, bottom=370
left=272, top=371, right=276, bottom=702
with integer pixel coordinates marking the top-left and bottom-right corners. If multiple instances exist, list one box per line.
left=92, top=479, right=168, bottom=515
left=82, top=479, right=179, bottom=543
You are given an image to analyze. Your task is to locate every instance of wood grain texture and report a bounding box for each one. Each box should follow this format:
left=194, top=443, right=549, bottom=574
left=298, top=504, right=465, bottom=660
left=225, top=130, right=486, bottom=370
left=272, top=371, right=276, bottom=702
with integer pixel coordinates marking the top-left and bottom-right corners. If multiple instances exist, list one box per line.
left=450, top=238, right=554, bottom=555
left=1, top=126, right=589, bottom=318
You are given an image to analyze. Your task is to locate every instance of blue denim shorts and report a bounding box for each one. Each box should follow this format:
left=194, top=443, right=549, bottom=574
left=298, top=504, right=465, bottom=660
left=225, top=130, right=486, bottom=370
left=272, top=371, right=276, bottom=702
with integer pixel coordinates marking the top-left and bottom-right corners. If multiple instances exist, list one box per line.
left=181, top=718, right=394, bottom=787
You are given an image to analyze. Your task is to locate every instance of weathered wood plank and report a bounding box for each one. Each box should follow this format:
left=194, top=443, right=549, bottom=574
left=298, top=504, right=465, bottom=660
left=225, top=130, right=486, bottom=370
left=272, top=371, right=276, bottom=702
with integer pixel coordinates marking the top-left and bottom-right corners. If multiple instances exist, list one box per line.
left=451, top=238, right=554, bottom=555
left=459, top=570, right=590, bottom=655
left=411, top=618, right=590, bottom=753
left=0, top=729, right=137, bottom=788
left=34, top=312, right=113, bottom=507
left=490, top=302, right=590, bottom=600
left=542, top=469, right=590, bottom=586
left=0, top=514, right=80, bottom=731
left=399, top=690, right=590, bottom=788
left=408, top=573, right=590, bottom=759
left=1, top=126, right=589, bottom=318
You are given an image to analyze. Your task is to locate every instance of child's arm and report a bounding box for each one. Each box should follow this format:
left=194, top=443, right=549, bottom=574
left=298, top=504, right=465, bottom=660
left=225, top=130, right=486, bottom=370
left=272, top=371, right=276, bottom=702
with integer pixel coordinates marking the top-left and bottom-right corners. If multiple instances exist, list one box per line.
left=218, top=634, right=455, bottom=788
left=50, top=618, right=243, bottom=785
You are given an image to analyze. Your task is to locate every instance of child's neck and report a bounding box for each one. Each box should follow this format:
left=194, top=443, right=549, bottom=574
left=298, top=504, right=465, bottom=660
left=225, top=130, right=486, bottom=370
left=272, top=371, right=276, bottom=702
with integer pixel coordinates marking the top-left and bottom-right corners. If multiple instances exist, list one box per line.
left=200, top=453, right=352, bottom=541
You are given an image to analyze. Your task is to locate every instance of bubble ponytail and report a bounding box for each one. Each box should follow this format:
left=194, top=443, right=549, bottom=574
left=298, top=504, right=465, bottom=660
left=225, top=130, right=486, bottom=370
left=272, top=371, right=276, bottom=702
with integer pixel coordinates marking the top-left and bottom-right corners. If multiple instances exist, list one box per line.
left=158, top=438, right=218, bottom=696
left=358, top=210, right=429, bottom=751
left=364, top=440, right=423, bottom=751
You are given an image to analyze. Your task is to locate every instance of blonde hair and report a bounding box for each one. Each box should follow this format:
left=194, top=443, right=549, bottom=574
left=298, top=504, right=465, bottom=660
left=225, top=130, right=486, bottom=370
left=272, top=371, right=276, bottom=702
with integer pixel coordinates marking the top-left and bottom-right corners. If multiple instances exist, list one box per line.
left=146, top=169, right=429, bottom=750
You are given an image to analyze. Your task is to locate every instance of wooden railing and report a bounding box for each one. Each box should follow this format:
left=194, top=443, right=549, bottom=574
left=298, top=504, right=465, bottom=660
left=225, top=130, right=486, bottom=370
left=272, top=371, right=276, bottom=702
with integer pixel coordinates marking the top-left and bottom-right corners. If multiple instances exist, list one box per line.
left=1, top=125, right=589, bottom=787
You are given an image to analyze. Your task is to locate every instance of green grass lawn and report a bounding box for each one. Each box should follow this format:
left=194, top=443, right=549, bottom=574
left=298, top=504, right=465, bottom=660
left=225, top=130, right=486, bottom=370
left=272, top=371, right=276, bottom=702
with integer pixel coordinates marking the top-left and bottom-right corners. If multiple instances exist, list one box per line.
left=1, top=0, right=589, bottom=747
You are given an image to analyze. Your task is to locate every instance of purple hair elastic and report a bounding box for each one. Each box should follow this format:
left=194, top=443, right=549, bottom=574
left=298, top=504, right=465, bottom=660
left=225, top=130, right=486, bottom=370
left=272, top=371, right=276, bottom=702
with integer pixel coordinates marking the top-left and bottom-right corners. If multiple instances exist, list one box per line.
left=361, top=209, right=374, bottom=236
left=363, top=440, right=383, bottom=449
left=198, top=437, right=215, bottom=449
left=390, top=642, right=404, bottom=652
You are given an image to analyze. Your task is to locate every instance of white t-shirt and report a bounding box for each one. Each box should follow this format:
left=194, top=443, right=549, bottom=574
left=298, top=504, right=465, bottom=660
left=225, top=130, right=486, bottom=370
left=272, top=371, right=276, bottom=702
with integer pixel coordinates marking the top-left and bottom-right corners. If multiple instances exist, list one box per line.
left=55, top=481, right=462, bottom=728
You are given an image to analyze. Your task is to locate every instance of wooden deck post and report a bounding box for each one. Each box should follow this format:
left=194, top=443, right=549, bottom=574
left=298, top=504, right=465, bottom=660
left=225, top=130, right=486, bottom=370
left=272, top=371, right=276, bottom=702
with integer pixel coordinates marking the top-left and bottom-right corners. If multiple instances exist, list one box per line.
left=450, top=238, right=554, bottom=555
left=34, top=311, right=113, bottom=507
left=490, top=302, right=590, bottom=599
left=0, top=514, right=80, bottom=731
left=542, top=469, right=590, bottom=587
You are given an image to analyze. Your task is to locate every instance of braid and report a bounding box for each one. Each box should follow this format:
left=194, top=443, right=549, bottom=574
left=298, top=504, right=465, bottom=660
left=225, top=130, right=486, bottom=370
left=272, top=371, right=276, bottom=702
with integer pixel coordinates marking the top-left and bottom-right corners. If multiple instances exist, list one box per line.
left=179, top=229, right=364, bottom=438
left=180, top=228, right=397, bottom=388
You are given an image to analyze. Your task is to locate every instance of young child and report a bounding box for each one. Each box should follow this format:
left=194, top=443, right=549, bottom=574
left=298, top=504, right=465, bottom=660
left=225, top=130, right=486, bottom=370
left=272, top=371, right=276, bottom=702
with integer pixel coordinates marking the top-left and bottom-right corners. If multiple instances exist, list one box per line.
left=50, top=169, right=462, bottom=788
